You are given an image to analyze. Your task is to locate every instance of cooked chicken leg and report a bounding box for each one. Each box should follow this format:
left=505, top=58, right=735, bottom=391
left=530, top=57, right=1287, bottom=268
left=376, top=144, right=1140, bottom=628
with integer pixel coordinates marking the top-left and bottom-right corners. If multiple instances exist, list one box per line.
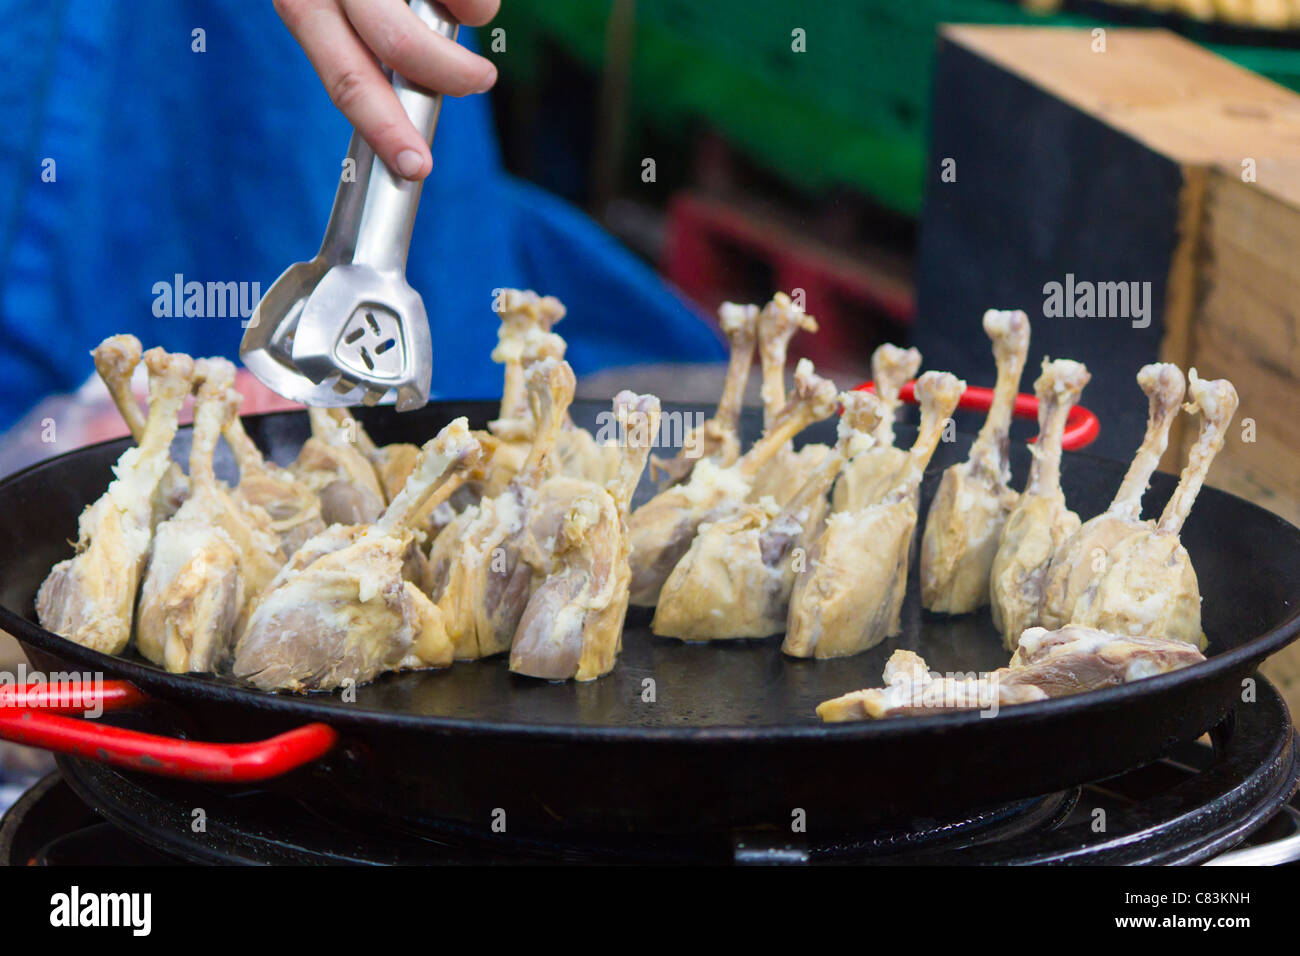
left=815, top=625, right=1205, bottom=721
left=816, top=648, right=1048, bottom=721
left=1007, top=625, right=1206, bottom=695
left=920, top=310, right=1030, bottom=614
left=437, top=358, right=575, bottom=660
left=511, top=391, right=662, bottom=680
left=482, top=289, right=616, bottom=485
left=136, top=359, right=284, bottom=673
left=36, top=349, right=195, bottom=654
left=291, top=406, right=387, bottom=525
left=628, top=358, right=839, bottom=607
left=784, top=371, right=965, bottom=659
left=233, top=420, right=482, bottom=692
left=223, top=412, right=324, bottom=556
left=1038, top=364, right=1185, bottom=630
left=653, top=391, right=885, bottom=640
left=91, top=334, right=189, bottom=522
left=261, top=418, right=482, bottom=603
left=831, top=344, right=922, bottom=513
left=326, top=407, right=420, bottom=503
left=489, top=289, right=567, bottom=441
left=989, top=359, right=1090, bottom=647
left=650, top=302, right=758, bottom=486
left=748, top=293, right=830, bottom=506
left=1071, top=371, right=1238, bottom=649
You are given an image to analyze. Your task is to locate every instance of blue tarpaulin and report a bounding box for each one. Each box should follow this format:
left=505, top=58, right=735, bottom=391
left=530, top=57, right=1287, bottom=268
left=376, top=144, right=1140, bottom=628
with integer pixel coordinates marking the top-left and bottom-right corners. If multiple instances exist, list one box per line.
left=0, top=0, right=723, bottom=430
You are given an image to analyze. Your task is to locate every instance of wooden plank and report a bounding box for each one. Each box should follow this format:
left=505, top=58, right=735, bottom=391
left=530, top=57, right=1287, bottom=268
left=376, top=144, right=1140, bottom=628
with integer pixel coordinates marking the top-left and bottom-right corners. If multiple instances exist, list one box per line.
left=1184, top=322, right=1300, bottom=517
left=941, top=26, right=1300, bottom=165
left=1205, top=166, right=1300, bottom=280
left=1205, top=455, right=1300, bottom=529
left=1199, top=258, right=1300, bottom=381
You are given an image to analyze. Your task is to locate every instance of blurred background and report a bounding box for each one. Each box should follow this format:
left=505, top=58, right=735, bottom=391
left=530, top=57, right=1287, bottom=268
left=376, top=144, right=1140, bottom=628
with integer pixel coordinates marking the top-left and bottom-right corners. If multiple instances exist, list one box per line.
left=5, top=0, right=1300, bottom=788
left=5, top=0, right=1300, bottom=459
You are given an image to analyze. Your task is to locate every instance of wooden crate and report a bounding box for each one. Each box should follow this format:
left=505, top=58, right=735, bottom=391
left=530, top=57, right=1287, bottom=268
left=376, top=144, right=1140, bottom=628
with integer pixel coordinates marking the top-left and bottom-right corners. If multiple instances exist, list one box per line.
left=1191, top=163, right=1300, bottom=526
left=921, top=25, right=1300, bottom=708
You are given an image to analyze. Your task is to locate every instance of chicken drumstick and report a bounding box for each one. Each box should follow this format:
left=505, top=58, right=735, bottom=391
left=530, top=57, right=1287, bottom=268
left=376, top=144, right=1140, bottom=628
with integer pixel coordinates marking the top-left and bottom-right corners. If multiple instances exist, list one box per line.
left=291, top=406, right=387, bottom=525
left=784, top=370, right=965, bottom=659
left=37, top=349, right=194, bottom=654
left=650, top=302, right=758, bottom=486
left=222, top=410, right=324, bottom=556
left=136, top=359, right=283, bottom=673
left=920, top=310, right=1030, bottom=614
left=831, top=343, right=922, bottom=513
left=747, top=293, right=829, bottom=506
left=510, top=391, right=662, bottom=680
left=91, top=334, right=189, bottom=522
left=1071, top=371, right=1237, bottom=649
left=989, top=358, right=1090, bottom=648
left=1038, top=363, right=1185, bottom=630
left=627, top=358, right=839, bottom=607
left=653, top=390, right=884, bottom=641
left=233, top=420, right=482, bottom=691
left=436, top=358, right=575, bottom=660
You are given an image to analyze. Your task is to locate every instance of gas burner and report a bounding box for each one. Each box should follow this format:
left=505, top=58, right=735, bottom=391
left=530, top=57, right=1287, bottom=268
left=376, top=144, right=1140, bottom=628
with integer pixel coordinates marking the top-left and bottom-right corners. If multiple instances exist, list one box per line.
left=3, top=679, right=1297, bottom=866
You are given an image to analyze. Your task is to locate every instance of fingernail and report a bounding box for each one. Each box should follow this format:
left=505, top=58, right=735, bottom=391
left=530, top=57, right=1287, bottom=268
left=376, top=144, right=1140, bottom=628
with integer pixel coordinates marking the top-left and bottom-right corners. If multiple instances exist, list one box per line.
left=395, top=149, right=425, bottom=179
left=475, top=64, right=498, bottom=93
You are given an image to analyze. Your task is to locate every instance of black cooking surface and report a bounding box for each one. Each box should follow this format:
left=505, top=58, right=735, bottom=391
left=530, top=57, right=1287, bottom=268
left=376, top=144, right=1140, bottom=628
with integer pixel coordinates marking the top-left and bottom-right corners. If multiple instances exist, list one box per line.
left=1, top=401, right=1294, bottom=728
left=4, top=399, right=1300, bottom=838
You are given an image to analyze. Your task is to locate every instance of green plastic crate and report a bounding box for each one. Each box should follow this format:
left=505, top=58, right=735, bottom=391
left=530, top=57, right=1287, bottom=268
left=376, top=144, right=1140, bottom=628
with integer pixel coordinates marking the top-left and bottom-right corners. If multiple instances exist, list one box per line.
left=493, top=1, right=1300, bottom=215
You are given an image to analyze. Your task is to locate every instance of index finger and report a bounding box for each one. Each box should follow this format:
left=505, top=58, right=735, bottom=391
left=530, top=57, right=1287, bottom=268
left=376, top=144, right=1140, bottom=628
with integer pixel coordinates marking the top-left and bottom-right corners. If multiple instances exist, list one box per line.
left=277, top=0, right=433, bottom=180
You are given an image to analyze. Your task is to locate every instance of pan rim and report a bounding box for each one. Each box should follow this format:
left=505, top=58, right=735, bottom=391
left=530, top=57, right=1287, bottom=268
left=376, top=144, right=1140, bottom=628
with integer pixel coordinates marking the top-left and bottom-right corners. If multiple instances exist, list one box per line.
left=3, top=405, right=1299, bottom=742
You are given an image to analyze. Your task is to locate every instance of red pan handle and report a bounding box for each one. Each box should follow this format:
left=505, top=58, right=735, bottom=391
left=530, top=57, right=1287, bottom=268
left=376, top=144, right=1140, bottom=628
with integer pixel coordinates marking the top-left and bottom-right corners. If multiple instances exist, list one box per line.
left=854, top=380, right=1100, bottom=450
left=0, top=680, right=336, bottom=783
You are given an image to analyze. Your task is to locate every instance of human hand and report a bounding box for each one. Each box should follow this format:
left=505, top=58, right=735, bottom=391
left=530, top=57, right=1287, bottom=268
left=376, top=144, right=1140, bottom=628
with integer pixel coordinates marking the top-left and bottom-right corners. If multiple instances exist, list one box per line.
left=275, top=0, right=501, bottom=181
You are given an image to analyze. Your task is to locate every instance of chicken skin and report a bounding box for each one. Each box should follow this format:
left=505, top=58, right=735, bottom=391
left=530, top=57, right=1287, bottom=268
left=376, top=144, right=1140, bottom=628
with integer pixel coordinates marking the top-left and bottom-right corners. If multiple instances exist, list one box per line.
left=233, top=419, right=482, bottom=692
left=816, top=625, right=1205, bottom=721
left=784, top=370, right=965, bottom=659
left=136, top=359, right=284, bottom=673
left=37, top=349, right=195, bottom=654
left=652, top=390, right=885, bottom=641
left=989, top=358, right=1090, bottom=648
left=831, top=343, right=922, bottom=513
left=510, top=391, right=661, bottom=680
left=651, top=302, right=758, bottom=486
left=628, top=358, right=839, bottom=607
left=1038, top=363, right=1185, bottom=630
left=920, top=310, right=1031, bottom=614
left=1071, top=371, right=1238, bottom=649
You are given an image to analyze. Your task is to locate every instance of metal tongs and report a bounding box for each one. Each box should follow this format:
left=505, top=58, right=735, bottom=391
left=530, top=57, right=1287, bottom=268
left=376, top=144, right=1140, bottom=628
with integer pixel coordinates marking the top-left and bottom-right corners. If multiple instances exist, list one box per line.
left=241, top=0, right=457, bottom=411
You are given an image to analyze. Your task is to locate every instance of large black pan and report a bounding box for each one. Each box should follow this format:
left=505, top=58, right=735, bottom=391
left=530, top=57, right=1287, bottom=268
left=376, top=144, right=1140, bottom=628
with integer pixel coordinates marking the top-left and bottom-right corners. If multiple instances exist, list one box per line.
left=2, top=399, right=1298, bottom=840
